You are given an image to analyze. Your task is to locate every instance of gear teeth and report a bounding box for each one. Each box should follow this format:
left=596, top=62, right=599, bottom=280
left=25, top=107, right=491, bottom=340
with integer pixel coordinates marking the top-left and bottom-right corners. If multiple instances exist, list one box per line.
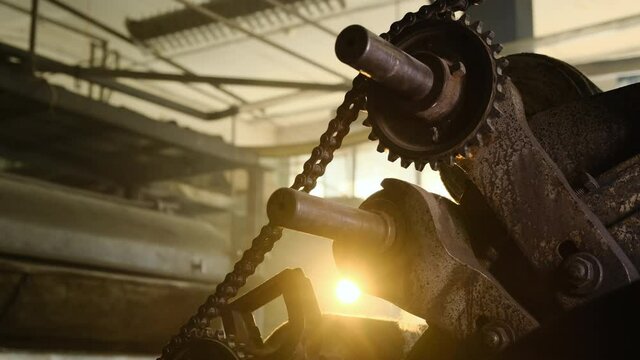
left=497, top=57, right=510, bottom=69
left=490, top=104, right=503, bottom=118
left=496, top=57, right=509, bottom=78
left=476, top=132, right=485, bottom=146
left=486, top=117, right=496, bottom=132
left=368, top=9, right=502, bottom=171
left=470, top=20, right=483, bottom=33
left=463, top=145, right=473, bottom=158
left=490, top=43, right=503, bottom=56
left=482, top=30, right=496, bottom=43
left=227, top=333, right=236, bottom=347
left=496, top=83, right=506, bottom=100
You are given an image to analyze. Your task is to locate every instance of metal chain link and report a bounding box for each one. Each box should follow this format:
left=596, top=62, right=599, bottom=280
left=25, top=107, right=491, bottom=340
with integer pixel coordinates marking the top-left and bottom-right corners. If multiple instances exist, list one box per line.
left=159, top=2, right=466, bottom=358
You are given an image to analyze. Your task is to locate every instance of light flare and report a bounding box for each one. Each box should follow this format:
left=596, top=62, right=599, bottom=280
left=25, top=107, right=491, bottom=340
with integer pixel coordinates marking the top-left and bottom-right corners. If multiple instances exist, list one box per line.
left=335, top=278, right=361, bottom=304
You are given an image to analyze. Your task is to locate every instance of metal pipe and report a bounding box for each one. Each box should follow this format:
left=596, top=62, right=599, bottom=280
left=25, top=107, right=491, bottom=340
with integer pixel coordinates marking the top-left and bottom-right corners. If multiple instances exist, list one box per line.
left=267, top=187, right=394, bottom=248
left=335, top=24, right=434, bottom=100
left=3, top=42, right=332, bottom=121
left=0, top=43, right=212, bottom=119
left=0, top=0, right=105, bottom=43
left=28, top=0, right=39, bottom=72
left=46, top=66, right=350, bottom=91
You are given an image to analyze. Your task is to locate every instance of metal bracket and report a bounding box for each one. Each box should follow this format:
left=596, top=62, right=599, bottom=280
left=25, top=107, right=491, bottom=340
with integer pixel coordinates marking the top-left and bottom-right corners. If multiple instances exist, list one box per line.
left=459, top=80, right=638, bottom=309
left=221, top=268, right=321, bottom=360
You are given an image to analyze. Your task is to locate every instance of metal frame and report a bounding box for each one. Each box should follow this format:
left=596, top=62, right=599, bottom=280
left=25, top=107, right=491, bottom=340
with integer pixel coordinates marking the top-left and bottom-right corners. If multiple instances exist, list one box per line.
left=1, top=43, right=346, bottom=121
left=0, top=0, right=235, bottom=106
left=43, top=0, right=248, bottom=104
left=28, top=0, right=39, bottom=71
left=12, top=0, right=355, bottom=123
left=41, top=66, right=350, bottom=92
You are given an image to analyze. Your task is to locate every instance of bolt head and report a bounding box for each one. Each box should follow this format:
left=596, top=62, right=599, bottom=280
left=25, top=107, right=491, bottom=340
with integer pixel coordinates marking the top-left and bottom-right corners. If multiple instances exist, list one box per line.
left=560, top=252, right=603, bottom=296
left=480, top=322, right=512, bottom=352
left=482, top=329, right=501, bottom=348
left=450, top=61, right=466, bottom=77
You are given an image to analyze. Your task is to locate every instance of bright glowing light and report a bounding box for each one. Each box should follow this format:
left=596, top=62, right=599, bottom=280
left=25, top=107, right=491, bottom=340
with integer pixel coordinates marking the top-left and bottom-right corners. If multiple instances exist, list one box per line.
left=335, top=278, right=361, bottom=304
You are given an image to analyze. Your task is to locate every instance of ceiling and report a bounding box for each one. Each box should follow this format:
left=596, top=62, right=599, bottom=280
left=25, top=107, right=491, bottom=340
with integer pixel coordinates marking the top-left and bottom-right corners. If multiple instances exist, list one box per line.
left=0, top=0, right=639, bottom=147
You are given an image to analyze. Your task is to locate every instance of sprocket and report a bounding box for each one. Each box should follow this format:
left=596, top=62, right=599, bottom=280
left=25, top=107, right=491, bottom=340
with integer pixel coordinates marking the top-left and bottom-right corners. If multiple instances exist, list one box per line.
left=166, top=329, right=250, bottom=360
left=363, top=12, right=508, bottom=170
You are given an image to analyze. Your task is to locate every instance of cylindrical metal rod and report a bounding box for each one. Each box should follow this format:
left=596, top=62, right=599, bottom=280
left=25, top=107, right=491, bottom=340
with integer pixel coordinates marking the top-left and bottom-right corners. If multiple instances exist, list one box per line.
left=28, top=0, right=39, bottom=72
left=335, top=24, right=434, bottom=100
left=267, top=188, right=394, bottom=248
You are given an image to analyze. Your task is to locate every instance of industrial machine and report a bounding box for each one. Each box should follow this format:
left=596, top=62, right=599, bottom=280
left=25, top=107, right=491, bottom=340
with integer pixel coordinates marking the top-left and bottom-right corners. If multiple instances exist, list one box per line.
left=161, top=0, right=639, bottom=359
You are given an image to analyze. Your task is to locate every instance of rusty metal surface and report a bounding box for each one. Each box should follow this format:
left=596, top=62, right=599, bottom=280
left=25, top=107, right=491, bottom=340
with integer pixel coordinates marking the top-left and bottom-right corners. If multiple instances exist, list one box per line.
left=455, top=183, right=562, bottom=321
left=459, top=80, right=638, bottom=311
left=609, top=212, right=640, bottom=269
left=581, top=154, right=640, bottom=226
left=527, top=83, right=640, bottom=186
left=333, top=179, right=537, bottom=347
left=505, top=53, right=601, bottom=117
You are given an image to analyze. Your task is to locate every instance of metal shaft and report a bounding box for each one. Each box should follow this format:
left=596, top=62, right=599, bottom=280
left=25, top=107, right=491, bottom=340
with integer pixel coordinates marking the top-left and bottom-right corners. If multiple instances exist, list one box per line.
left=335, top=24, right=434, bottom=100
left=267, top=188, right=394, bottom=248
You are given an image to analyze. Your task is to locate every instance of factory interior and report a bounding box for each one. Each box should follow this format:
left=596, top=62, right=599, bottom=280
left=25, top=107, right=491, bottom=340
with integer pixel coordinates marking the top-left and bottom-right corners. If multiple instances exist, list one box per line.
left=0, top=0, right=639, bottom=359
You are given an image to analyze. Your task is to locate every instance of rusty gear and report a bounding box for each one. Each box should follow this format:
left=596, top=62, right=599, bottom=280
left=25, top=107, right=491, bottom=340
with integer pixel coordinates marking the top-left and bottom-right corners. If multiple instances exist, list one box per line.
left=166, top=329, right=250, bottom=360
left=363, top=12, right=508, bottom=170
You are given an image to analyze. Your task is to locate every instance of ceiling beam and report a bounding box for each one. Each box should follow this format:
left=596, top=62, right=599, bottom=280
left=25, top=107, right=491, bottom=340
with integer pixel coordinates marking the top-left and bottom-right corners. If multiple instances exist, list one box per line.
left=41, top=66, right=351, bottom=91
left=262, top=0, right=338, bottom=37
left=175, top=0, right=349, bottom=81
